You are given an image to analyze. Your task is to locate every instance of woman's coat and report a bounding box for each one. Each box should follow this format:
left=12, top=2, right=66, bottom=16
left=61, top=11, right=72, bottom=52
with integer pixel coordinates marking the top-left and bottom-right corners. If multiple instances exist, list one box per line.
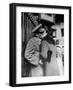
left=41, top=40, right=60, bottom=76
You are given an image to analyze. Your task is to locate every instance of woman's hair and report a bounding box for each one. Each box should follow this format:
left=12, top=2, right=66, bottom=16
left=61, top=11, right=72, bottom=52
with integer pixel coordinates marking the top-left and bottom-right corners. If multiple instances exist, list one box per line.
left=42, top=34, right=55, bottom=45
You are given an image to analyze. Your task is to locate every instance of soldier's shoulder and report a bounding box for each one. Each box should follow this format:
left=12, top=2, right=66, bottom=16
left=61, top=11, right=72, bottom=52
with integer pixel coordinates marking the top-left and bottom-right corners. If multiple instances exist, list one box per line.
left=27, top=37, right=39, bottom=44
left=28, top=37, right=37, bottom=42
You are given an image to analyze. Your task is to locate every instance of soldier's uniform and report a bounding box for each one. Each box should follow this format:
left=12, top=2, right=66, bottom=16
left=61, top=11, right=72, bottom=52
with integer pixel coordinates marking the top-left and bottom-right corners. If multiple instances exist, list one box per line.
left=25, top=37, right=43, bottom=77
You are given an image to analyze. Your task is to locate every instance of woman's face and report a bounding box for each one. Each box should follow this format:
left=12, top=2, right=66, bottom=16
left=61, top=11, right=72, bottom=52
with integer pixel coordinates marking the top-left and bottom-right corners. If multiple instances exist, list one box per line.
left=39, top=28, right=47, bottom=38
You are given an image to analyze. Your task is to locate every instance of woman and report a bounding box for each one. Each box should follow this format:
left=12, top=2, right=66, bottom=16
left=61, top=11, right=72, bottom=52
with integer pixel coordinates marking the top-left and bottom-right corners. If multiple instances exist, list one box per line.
left=24, top=24, right=47, bottom=77
left=41, top=34, right=60, bottom=76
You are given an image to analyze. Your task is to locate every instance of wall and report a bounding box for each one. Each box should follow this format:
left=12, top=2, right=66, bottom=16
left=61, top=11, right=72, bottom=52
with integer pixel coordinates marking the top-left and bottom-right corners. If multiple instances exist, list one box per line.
left=0, top=0, right=72, bottom=90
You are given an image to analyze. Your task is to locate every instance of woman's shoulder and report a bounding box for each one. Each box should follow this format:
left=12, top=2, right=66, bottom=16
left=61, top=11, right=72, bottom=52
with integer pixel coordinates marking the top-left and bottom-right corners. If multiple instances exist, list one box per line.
left=42, top=39, right=56, bottom=51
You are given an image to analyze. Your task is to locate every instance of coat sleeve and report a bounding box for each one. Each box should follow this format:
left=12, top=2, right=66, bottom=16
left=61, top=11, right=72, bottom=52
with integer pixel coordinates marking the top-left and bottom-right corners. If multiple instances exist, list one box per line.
left=25, top=38, right=40, bottom=66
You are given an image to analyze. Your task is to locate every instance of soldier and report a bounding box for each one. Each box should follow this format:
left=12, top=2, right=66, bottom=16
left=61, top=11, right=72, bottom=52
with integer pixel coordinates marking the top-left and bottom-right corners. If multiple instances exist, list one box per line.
left=24, top=24, right=47, bottom=77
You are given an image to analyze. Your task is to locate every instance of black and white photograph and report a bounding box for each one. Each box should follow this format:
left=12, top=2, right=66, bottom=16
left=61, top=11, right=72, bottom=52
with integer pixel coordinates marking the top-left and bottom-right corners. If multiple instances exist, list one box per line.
left=10, top=3, right=71, bottom=87
left=21, top=13, right=64, bottom=77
